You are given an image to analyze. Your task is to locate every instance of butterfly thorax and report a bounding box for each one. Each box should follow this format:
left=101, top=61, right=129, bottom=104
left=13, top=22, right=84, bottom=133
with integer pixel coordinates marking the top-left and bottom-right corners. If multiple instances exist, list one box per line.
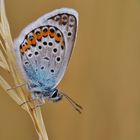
left=28, top=83, right=63, bottom=102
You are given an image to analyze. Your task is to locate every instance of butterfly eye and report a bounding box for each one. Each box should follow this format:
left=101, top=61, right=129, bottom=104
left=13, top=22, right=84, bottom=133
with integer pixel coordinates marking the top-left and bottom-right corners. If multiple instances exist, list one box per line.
left=52, top=90, right=58, bottom=98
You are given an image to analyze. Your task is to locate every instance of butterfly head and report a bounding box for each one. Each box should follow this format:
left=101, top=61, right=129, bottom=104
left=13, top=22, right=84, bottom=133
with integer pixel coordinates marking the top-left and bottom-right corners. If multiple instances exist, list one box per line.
left=32, top=87, right=63, bottom=102
left=48, top=88, right=63, bottom=102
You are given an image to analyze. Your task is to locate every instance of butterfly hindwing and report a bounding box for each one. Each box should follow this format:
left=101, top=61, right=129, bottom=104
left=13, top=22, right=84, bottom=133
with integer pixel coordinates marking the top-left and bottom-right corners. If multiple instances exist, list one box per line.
left=44, top=9, right=78, bottom=86
left=14, top=8, right=78, bottom=91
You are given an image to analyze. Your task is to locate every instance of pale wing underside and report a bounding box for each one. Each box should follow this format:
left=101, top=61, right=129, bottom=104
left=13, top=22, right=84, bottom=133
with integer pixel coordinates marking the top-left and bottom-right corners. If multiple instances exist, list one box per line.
left=14, top=8, right=78, bottom=89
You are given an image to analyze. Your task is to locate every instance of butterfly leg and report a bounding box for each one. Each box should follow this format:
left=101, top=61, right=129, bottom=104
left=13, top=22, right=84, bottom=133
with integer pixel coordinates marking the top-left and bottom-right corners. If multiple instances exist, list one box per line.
left=6, top=83, right=26, bottom=91
left=31, top=102, right=44, bottom=110
left=22, top=94, right=45, bottom=110
left=27, top=96, right=44, bottom=110
left=20, top=98, right=44, bottom=110
left=19, top=98, right=36, bottom=107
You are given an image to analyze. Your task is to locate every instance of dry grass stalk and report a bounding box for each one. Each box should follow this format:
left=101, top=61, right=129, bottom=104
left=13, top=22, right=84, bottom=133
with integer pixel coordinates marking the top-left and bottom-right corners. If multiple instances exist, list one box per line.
left=0, top=0, right=49, bottom=139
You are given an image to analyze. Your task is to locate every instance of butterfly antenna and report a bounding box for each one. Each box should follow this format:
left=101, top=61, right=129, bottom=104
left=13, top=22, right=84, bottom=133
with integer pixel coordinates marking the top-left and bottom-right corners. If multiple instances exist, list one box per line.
left=65, top=95, right=82, bottom=114
left=63, top=93, right=83, bottom=110
left=60, top=92, right=83, bottom=114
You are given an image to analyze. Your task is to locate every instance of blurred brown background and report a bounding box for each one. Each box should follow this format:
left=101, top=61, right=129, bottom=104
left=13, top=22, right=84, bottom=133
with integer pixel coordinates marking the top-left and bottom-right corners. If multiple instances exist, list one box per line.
left=0, top=0, right=140, bottom=140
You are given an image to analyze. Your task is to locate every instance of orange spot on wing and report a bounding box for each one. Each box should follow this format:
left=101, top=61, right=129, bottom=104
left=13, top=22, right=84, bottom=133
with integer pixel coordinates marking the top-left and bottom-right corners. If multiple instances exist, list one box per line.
left=49, top=28, right=55, bottom=38
left=35, top=32, right=43, bottom=40
left=49, top=32, right=55, bottom=38
left=22, top=46, right=27, bottom=52
left=20, top=48, right=24, bottom=53
left=28, top=37, right=36, bottom=46
left=55, top=35, right=61, bottom=42
left=42, top=31, right=48, bottom=37
left=30, top=40, right=36, bottom=45
left=20, top=44, right=31, bottom=53
left=33, top=34, right=37, bottom=40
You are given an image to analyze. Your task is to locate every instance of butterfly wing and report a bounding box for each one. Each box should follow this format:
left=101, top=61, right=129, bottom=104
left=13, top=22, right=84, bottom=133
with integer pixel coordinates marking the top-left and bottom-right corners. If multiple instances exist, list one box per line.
left=14, top=8, right=78, bottom=90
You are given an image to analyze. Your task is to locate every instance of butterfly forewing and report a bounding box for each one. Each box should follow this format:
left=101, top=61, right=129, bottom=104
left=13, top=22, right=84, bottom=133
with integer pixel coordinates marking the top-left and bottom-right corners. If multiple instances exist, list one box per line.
left=14, top=8, right=78, bottom=91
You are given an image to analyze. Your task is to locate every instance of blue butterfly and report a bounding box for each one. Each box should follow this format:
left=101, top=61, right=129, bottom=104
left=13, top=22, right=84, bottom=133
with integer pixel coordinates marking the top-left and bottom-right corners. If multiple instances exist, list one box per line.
left=14, top=8, right=82, bottom=113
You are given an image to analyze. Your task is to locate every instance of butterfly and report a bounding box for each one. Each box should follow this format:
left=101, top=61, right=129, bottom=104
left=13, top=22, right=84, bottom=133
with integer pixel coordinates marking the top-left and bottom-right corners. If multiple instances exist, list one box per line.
left=14, top=8, right=82, bottom=113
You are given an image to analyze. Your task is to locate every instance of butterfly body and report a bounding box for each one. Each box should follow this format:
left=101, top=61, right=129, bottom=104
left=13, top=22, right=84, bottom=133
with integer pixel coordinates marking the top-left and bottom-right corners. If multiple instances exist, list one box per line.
left=14, top=8, right=78, bottom=103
